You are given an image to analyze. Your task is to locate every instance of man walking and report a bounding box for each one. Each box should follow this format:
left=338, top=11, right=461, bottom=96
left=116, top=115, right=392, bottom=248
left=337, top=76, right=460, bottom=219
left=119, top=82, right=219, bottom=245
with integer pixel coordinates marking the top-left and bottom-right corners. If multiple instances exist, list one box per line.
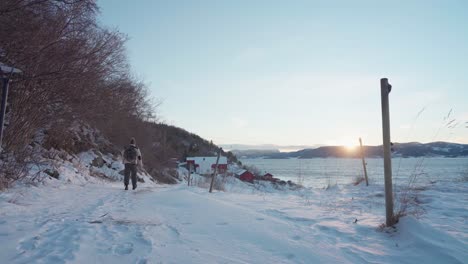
left=122, top=137, right=142, bottom=190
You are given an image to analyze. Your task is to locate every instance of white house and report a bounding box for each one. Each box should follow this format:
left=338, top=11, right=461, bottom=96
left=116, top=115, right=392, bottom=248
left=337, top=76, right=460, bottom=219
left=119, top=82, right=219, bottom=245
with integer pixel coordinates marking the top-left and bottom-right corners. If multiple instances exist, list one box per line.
left=186, top=156, right=228, bottom=175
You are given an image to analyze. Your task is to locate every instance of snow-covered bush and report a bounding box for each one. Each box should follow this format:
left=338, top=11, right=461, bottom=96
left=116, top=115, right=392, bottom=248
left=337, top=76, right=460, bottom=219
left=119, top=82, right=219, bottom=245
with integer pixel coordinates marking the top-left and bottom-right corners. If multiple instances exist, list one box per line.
left=190, top=174, right=226, bottom=191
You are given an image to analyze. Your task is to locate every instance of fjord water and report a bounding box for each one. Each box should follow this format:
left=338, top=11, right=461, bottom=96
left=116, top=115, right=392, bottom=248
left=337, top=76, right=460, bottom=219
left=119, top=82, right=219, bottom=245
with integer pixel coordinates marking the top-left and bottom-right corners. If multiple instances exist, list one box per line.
left=240, top=157, right=468, bottom=189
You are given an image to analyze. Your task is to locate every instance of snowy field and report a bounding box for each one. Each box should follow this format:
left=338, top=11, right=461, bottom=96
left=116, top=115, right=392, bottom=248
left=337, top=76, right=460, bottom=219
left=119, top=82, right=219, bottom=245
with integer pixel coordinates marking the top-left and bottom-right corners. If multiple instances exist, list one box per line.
left=0, top=167, right=467, bottom=263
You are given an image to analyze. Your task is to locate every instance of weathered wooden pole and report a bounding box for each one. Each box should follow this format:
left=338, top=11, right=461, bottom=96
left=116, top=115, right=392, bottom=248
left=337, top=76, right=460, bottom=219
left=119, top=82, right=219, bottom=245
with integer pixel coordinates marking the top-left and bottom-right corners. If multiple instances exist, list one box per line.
left=187, top=163, right=192, bottom=186
left=359, top=137, right=369, bottom=186
left=0, top=65, right=21, bottom=152
left=380, top=78, right=394, bottom=226
left=0, top=77, right=10, bottom=151
left=209, top=149, right=221, bottom=193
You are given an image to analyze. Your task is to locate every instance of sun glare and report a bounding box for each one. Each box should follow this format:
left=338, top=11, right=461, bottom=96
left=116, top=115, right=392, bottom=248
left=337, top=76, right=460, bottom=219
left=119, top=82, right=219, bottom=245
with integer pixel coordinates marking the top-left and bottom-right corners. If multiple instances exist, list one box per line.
left=344, top=144, right=358, bottom=152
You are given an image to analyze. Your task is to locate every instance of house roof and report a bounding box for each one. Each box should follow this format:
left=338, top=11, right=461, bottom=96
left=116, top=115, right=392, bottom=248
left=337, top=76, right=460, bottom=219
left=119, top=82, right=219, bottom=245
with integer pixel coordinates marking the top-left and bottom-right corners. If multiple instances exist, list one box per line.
left=235, top=169, right=247, bottom=176
left=235, top=170, right=255, bottom=177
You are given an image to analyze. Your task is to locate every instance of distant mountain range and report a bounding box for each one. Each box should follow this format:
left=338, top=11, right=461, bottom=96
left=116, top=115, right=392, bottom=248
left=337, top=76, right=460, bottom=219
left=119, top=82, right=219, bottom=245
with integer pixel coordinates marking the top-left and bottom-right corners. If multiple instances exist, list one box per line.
left=220, top=144, right=321, bottom=152
left=233, top=142, right=468, bottom=159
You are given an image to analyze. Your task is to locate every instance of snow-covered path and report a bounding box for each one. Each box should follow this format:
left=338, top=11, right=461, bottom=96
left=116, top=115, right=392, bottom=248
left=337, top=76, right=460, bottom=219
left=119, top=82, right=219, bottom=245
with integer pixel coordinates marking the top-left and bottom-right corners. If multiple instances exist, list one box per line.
left=0, top=182, right=466, bottom=263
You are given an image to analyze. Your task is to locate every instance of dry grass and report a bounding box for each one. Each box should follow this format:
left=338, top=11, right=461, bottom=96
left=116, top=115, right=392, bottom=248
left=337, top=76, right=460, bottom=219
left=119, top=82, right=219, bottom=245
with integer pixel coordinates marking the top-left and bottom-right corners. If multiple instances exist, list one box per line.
left=352, top=175, right=366, bottom=186
left=0, top=150, right=32, bottom=190
left=393, top=185, right=427, bottom=226
left=193, top=174, right=226, bottom=191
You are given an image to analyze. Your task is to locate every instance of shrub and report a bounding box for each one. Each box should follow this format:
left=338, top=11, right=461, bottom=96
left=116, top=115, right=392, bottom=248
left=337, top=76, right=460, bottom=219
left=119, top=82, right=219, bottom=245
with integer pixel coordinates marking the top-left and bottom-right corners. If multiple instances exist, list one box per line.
left=352, top=175, right=365, bottom=186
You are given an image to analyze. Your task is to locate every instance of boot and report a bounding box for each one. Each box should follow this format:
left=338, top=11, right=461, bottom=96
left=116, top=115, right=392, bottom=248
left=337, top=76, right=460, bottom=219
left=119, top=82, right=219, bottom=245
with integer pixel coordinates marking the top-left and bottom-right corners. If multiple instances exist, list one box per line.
left=125, top=185, right=128, bottom=190
left=133, top=185, right=137, bottom=190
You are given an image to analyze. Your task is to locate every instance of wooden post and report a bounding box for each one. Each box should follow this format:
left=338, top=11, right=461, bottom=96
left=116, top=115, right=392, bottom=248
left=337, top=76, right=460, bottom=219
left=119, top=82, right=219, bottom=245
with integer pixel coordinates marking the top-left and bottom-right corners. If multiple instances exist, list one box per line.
left=0, top=77, right=10, bottom=151
left=187, top=163, right=192, bottom=186
left=209, top=149, right=221, bottom=193
left=359, top=137, right=369, bottom=186
left=380, top=78, right=394, bottom=226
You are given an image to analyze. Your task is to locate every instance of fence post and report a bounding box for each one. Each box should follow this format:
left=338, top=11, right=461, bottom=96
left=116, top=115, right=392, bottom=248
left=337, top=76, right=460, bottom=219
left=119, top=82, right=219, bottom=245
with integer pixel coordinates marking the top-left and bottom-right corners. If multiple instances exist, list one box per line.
left=188, top=163, right=192, bottom=186
left=359, top=137, right=369, bottom=186
left=209, top=149, right=221, bottom=193
left=380, top=78, right=394, bottom=226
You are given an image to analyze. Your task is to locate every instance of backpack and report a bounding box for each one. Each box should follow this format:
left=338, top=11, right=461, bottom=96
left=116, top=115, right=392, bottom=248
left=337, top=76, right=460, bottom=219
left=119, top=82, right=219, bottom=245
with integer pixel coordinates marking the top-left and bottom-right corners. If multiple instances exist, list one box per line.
left=124, top=145, right=138, bottom=162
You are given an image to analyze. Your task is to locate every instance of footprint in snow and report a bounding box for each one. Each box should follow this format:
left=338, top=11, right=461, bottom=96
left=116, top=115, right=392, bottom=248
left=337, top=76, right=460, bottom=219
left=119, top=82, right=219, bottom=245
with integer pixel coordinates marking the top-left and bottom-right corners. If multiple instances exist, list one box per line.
left=18, top=236, right=39, bottom=251
left=115, top=224, right=130, bottom=232
left=216, top=222, right=229, bottom=226
left=113, top=242, right=134, bottom=255
left=136, top=258, right=149, bottom=264
left=291, top=235, right=301, bottom=241
left=167, top=225, right=180, bottom=236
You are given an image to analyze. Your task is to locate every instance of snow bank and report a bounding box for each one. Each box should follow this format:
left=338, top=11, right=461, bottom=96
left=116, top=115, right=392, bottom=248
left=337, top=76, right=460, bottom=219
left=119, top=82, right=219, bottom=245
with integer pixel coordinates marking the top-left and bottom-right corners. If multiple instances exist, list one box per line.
left=22, top=148, right=156, bottom=188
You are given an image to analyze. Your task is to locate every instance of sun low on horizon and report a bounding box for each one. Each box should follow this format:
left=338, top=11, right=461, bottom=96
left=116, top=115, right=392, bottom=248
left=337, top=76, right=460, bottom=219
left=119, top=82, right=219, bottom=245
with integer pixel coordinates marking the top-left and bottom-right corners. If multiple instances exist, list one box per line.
left=343, top=144, right=359, bottom=153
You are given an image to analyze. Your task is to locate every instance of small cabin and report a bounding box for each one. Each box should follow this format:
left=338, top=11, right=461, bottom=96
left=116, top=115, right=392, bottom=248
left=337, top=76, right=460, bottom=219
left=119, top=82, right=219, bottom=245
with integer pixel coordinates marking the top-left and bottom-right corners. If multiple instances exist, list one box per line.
left=236, top=170, right=255, bottom=183
left=263, top=173, right=274, bottom=181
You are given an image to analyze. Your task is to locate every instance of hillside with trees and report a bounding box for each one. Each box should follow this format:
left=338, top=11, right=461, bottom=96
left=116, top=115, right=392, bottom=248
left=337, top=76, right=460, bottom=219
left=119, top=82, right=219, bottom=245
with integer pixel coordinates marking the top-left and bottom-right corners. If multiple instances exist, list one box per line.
left=0, top=0, right=236, bottom=188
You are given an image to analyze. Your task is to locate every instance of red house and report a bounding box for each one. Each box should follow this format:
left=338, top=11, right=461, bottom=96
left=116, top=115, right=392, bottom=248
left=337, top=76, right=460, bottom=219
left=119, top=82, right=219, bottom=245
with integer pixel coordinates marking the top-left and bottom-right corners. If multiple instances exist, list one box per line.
left=211, top=164, right=228, bottom=174
left=263, top=173, right=274, bottom=181
left=236, top=170, right=255, bottom=183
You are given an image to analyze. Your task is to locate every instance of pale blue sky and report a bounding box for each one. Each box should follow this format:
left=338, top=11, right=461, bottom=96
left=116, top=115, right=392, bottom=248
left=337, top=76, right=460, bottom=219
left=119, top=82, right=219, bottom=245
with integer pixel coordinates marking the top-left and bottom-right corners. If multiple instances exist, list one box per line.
left=98, top=0, right=468, bottom=146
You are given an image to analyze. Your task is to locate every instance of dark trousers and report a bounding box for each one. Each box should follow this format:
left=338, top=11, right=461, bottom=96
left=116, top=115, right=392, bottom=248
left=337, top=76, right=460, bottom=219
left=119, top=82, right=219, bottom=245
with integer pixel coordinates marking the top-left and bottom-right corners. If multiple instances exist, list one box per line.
left=124, top=163, right=137, bottom=188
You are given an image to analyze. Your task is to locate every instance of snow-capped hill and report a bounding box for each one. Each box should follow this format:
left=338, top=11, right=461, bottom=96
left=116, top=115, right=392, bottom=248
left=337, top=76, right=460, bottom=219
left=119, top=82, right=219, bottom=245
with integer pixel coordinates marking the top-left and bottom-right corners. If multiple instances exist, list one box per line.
left=260, top=142, right=468, bottom=159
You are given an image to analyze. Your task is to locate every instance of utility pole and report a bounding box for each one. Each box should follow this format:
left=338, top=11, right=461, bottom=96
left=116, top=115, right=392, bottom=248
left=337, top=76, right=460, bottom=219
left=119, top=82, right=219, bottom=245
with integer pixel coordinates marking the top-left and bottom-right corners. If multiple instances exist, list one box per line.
left=359, top=137, right=369, bottom=186
left=209, top=149, right=221, bottom=193
left=380, top=78, right=394, bottom=226
left=0, top=64, right=21, bottom=152
left=0, top=77, right=10, bottom=151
